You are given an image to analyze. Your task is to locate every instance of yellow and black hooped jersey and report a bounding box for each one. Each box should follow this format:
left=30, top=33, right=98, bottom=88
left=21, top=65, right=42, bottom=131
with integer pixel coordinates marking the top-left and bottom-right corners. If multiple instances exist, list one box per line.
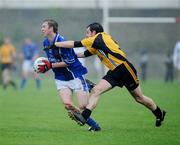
left=0, top=44, right=16, bottom=64
left=81, top=32, right=127, bottom=71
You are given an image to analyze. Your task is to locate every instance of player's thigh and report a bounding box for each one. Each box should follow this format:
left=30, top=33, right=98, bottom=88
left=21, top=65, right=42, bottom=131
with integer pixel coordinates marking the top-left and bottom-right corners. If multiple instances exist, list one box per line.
left=22, top=69, right=29, bottom=78
left=22, top=60, right=32, bottom=75
left=76, top=90, right=88, bottom=108
left=58, top=88, right=73, bottom=104
left=129, top=85, right=144, bottom=99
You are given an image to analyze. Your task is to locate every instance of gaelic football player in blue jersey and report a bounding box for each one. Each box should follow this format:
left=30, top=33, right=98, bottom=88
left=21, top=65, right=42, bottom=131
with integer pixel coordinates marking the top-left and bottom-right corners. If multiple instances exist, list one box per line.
left=39, top=19, right=100, bottom=131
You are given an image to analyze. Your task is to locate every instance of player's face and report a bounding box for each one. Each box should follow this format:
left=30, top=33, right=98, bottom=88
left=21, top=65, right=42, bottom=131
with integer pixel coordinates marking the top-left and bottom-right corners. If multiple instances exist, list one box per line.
left=41, top=22, right=53, bottom=37
left=86, top=27, right=96, bottom=38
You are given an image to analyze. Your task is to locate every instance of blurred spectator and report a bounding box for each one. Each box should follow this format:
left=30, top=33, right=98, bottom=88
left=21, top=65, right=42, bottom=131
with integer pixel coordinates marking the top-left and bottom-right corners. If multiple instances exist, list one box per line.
left=0, top=37, right=17, bottom=89
left=139, top=50, right=149, bottom=81
left=19, top=38, right=41, bottom=89
left=173, top=41, right=180, bottom=81
left=164, top=52, right=174, bottom=82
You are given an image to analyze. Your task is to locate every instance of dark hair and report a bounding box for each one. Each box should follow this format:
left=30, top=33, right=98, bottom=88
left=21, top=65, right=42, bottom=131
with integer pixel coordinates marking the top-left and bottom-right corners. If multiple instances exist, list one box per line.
left=43, top=19, right=58, bottom=33
left=87, top=22, right=104, bottom=33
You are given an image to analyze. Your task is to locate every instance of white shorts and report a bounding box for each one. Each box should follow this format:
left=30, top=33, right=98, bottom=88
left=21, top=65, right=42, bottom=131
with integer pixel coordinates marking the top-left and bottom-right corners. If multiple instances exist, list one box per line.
left=55, top=77, right=89, bottom=92
left=22, top=60, right=33, bottom=72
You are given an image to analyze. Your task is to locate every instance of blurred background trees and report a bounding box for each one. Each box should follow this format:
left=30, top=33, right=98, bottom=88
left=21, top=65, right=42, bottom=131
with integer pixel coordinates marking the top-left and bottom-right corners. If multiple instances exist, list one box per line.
left=0, top=0, right=180, bottom=80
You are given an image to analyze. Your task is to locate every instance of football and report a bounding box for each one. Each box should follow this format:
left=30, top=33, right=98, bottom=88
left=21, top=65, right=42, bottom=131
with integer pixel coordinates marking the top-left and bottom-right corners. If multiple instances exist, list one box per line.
left=33, top=57, right=48, bottom=73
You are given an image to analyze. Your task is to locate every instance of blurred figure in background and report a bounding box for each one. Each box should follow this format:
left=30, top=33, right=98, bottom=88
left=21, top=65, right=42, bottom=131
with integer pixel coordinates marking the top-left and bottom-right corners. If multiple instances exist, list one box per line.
left=173, top=41, right=180, bottom=82
left=164, top=52, right=174, bottom=83
left=0, top=37, right=17, bottom=89
left=19, top=38, right=41, bottom=89
left=139, top=50, right=148, bottom=81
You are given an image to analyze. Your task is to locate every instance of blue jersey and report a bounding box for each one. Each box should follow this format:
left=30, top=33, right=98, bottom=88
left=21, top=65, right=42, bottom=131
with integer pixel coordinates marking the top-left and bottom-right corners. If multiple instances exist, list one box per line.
left=43, top=33, right=87, bottom=81
left=23, top=43, right=39, bottom=60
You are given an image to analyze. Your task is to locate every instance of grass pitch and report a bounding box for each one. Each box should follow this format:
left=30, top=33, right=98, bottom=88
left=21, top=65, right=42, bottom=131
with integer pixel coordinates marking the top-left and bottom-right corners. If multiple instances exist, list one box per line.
left=0, top=78, right=180, bottom=145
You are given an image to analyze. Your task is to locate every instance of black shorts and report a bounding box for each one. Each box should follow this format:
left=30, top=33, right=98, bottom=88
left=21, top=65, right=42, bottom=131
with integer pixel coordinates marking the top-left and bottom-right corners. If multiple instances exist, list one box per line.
left=103, top=61, right=139, bottom=91
left=1, top=63, right=12, bottom=71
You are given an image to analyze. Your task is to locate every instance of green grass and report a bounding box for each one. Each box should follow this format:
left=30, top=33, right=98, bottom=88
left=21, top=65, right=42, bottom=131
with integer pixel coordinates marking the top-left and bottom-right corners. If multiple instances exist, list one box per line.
left=0, top=79, right=180, bottom=145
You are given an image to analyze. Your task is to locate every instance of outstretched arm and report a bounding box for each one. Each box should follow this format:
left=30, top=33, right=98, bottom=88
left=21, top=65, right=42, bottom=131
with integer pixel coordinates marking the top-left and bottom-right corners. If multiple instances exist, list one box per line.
left=55, top=41, right=83, bottom=48
left=55, top=41, right=75, bottom=48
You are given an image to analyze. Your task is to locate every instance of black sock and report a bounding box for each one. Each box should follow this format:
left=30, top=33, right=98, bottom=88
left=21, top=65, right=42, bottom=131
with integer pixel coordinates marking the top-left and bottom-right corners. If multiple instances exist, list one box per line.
left=152, top=106, right=162, bottom=118
left=82, top=108, right=92, bottom=120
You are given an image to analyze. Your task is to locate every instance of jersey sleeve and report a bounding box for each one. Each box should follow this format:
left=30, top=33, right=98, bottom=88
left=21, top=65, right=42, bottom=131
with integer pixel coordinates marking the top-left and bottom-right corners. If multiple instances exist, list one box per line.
left=84, top=49, right=93, bottom=57
left=74, top=41, right=83, bottom=47
left=58, top=35, right=65, bottom=42
left=81, top=37, right=93, bottom=48
left=81, top=37, right=96, bottom=54
left=86, top=47, right=96, bottom=54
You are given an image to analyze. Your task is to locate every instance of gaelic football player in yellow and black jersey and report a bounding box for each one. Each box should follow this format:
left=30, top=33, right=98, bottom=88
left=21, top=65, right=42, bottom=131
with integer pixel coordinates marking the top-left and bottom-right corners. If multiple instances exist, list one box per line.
left=55, top=22, right=166, bottom=127
left=0, top=37, right=17, bottom=89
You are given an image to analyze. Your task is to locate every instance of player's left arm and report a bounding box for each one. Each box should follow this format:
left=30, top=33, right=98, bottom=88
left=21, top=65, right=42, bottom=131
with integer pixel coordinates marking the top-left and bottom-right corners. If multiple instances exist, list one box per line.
left=77, top=50, right=93, bottom=58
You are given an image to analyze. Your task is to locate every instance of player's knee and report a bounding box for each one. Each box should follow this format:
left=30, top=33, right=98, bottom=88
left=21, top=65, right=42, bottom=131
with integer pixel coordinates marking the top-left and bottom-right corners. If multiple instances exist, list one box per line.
left=79, top=105, right=86, bottom=110
left=64, top=103, right=73, bottom=110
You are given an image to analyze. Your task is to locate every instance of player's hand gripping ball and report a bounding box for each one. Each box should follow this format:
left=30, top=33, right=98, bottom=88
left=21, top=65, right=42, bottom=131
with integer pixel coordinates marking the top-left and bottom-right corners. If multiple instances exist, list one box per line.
left=33, top=57, right=52, bottom=73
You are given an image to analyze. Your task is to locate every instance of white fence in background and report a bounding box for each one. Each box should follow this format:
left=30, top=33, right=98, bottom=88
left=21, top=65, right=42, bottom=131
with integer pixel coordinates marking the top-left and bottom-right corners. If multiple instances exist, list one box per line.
left=0, top=0, right=180, bottom=9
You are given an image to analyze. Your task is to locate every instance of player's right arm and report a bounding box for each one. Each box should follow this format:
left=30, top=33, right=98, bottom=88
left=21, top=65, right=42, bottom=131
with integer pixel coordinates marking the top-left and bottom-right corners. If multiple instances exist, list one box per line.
left=55, top=36, right=94, bottom=49
left=51, top=61, right=67, bottom=68
left=55, top=41, right=75, bottom=48
left=55, top=37, right=96, bottom=58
